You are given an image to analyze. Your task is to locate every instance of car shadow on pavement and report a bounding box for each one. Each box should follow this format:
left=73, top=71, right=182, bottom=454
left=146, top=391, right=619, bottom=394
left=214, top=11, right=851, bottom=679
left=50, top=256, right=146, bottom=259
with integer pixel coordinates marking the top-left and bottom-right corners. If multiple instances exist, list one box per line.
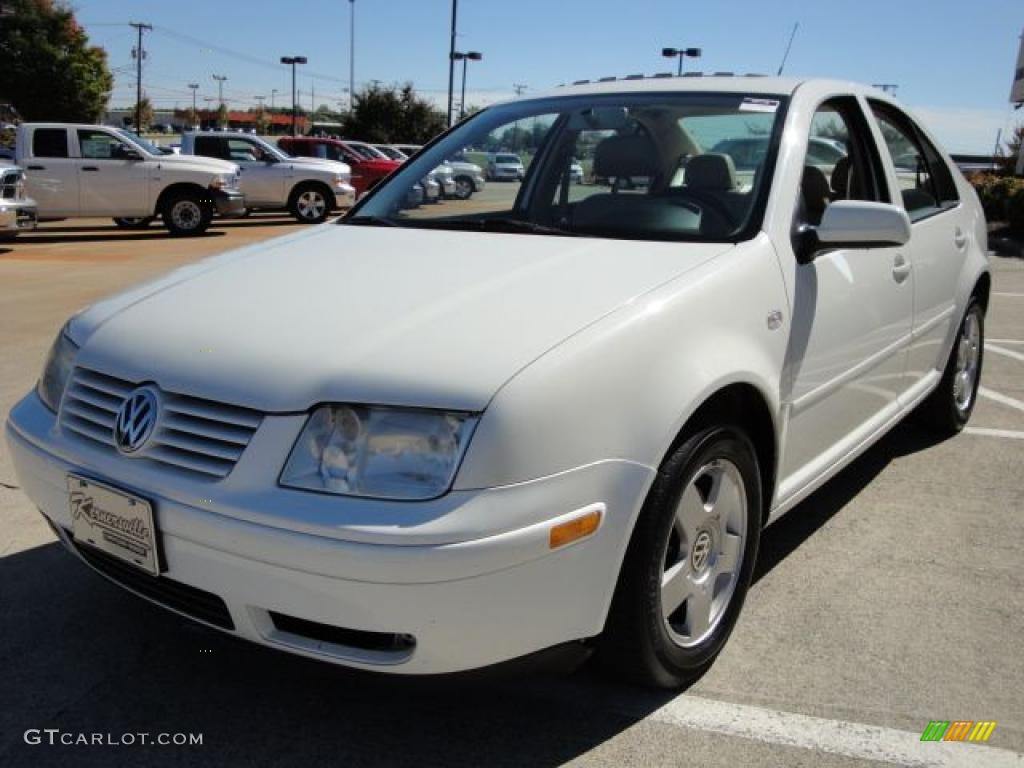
left=8, top=231, right=226, bottom=245
left=0, top=421, right=948, bottom=767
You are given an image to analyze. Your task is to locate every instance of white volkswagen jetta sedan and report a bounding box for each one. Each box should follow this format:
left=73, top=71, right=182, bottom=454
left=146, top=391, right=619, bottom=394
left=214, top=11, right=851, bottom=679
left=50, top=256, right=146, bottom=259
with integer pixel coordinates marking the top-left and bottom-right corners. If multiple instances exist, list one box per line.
left=6, top=77, right=989, bottom=688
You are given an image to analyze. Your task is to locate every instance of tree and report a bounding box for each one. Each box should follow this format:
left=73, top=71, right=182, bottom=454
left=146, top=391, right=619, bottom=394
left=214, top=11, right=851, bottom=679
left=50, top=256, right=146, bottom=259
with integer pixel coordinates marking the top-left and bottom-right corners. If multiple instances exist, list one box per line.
left=342, top=83, right=446, bottom=143
left=129, top=97, right=154, bottom=131
left=216, top=103, right=228, bottom=129
left=0, top=0, right=113, bottom=122
left=255, top=108, right=270, bottom=135
left=998, top=123, right=1023, bottom=173
left=182, top=106, right=199, bottom=129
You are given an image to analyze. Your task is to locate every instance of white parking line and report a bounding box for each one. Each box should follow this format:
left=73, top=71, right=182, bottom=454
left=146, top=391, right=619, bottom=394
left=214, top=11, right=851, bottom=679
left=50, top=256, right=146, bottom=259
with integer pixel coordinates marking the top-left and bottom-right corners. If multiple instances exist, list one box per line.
left=993, top=292, right=1024, bottom=298
left=987, top=344, right=1024, bottom=364
left=645, top=694, right=1024, bottom=767
left=964, top=427, right=1024, bottom=440
left=988, top=339, right=1024, bottom=345
left=979, top=387, right=1024, bottom=414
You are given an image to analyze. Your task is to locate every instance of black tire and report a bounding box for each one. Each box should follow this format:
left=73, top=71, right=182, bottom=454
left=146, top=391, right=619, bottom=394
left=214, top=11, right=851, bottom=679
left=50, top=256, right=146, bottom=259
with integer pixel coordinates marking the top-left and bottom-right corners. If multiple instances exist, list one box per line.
left=289, top=182, right=334, bottom=224
left=916, top=298, right=984, bottom=437
left=599, top=425, right=762, bottom=688
left=161, top=192, right=212, bottom=237
left=452, top=175, right=475, bottom=200
left=112, top=217, right=154, bottom=230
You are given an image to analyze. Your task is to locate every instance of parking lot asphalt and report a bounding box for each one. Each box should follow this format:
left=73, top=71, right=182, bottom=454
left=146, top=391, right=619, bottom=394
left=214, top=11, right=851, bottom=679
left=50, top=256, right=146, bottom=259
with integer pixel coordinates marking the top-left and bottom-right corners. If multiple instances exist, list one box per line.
left=1, top=216, right=1023, bottom=767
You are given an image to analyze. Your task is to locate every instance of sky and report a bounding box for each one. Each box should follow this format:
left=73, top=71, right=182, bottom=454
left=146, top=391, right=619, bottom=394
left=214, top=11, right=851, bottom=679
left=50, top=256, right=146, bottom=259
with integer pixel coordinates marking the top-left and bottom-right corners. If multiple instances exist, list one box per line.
left=75, top=0, right=1024, bottom=153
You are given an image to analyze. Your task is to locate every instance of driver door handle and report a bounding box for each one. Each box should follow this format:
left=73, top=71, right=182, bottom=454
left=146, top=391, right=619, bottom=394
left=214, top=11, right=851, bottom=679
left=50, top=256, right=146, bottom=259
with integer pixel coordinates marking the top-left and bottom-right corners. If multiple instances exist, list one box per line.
left=893, top=253, right=911, bottom=283
left=953, top=227, right=967, bottom=249
left=82, top=166, right=99, bottom=172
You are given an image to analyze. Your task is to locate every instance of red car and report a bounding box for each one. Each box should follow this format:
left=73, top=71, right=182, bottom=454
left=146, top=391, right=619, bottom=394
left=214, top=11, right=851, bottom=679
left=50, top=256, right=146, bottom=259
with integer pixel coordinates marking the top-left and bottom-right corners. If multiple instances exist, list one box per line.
left=278, top=137, right=400, bottom=196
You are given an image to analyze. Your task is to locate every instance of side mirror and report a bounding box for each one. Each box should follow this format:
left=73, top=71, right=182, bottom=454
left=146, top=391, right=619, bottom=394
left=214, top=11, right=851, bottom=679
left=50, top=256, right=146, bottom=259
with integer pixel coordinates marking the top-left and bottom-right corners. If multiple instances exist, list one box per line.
left=118, top=146, right=144, bottom=161
left=796, top=200, right=911, bottom=263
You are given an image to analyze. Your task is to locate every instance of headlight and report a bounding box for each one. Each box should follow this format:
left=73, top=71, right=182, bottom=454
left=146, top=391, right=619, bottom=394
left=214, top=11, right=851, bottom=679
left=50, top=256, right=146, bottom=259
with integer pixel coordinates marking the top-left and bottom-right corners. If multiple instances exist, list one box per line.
left=209, top=174, right=236, bottom=191
left=37, top=326, right=79, bottom=412
left=280, top=405, right=477, bottom=500
left=334, top=172, right=351, bottom=185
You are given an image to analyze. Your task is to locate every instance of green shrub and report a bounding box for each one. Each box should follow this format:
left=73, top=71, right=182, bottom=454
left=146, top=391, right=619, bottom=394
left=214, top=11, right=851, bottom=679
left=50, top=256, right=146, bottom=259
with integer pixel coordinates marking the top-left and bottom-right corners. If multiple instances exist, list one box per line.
left=968, top=173, right=1024, bottom=229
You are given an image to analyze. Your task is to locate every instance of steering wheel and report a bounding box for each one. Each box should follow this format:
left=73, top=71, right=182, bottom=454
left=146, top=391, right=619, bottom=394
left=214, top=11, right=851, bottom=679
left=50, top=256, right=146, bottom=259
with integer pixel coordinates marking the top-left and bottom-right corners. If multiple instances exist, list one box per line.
left=671, top=189, right=738, bottom=232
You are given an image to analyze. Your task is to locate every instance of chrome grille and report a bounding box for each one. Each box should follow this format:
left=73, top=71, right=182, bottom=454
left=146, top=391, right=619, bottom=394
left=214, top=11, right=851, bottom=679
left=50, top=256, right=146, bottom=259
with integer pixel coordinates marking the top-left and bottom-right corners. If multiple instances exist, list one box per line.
left=60, top=367, right=262, bottom=479
left=0, top=169, right=22, bottom=200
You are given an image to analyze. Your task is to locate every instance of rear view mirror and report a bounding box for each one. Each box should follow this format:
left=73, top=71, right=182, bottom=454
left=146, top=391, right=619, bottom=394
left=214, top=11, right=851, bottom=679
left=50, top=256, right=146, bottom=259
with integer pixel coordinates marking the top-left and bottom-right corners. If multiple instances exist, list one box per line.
left=568, top=106, right=630, bottom=131
left=797, top=200, right=911, bottom=262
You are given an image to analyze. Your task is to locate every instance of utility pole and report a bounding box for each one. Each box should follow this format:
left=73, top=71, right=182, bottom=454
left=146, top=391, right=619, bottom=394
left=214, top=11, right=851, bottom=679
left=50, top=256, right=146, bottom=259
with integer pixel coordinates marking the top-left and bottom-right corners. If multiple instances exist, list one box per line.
left=129, top=22, right=152, bottom=132
left=187, top=82, right=199, bottom=127
left=447, top=0, right=458, bottom=126
left=513, top=83, right=528, bottom=96
left=212, top=74, right=228, bottom=106
left=280, top=56, right=308, bottom=136
left=349, top=0, right=356, bottom=113
left=271, top=89, right=278, bottom=111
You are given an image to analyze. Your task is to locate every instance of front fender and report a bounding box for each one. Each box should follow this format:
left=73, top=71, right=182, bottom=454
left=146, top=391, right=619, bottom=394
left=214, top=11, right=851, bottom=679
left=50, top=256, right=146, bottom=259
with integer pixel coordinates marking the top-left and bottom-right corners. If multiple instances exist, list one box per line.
left=454, top=235, right=788, bottom=491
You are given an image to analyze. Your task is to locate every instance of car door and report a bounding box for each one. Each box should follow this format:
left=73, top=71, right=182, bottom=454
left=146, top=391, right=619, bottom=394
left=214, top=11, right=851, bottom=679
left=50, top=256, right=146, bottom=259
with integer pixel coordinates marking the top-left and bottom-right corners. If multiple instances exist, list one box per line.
left=75, top=128, right=151, bottom=216
left=22, top=128, right=79, bottom=216
left=866, top=101, right=967, bottom=390
left=775, top=96, right=915, bottom=494
left=229, top=138, right=285, bottom=206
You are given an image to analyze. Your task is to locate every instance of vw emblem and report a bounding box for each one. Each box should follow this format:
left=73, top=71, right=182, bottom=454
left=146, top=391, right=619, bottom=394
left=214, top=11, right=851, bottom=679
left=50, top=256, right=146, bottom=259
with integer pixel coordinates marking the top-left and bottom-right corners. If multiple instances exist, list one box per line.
left=114, top=388, right=159, bottom=454
left=691, top=530, right=713, bottom=572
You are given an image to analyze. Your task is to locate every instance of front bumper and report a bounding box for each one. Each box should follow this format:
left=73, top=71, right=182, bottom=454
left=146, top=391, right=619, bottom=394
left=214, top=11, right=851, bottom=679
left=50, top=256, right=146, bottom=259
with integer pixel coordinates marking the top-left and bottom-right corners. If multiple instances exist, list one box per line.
left=0, top=199, right=38, bottom=232
left=212, top=188, right=246, bottom=217
left=334, top=182, right=356, bottom=208
left=6, top=392, right=652, bottom=674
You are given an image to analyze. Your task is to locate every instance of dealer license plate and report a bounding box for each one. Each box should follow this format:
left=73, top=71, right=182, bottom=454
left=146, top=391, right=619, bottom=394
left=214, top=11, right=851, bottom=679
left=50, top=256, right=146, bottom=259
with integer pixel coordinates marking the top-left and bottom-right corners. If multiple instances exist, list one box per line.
left=68, top=475, right=160, bottom=576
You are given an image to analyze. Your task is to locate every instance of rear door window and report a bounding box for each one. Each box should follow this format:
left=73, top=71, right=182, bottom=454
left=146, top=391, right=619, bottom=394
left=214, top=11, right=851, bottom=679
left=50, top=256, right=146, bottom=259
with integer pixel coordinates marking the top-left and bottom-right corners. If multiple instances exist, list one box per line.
left=33, top=128, right=70, bottom=158
left=868, top=101, right=959, bottom=221
left=193, top=136, right=228, bottom=160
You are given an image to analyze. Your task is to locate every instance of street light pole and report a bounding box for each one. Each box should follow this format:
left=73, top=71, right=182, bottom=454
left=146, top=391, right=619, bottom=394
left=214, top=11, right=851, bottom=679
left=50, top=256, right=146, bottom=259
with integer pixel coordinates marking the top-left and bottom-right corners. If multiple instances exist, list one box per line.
left=452, top=51, right=482, bottom=121
left=280, top=56, right=308, bottom=136
left=661, top=46, right=702, bottom=76
left=447, top=0, right=458, bottom=127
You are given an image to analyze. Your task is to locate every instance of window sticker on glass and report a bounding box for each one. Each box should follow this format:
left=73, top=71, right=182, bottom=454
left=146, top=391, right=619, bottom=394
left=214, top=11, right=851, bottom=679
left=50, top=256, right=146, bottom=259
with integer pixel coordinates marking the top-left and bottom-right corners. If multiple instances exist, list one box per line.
left=739, top=97, right=780, bottom=113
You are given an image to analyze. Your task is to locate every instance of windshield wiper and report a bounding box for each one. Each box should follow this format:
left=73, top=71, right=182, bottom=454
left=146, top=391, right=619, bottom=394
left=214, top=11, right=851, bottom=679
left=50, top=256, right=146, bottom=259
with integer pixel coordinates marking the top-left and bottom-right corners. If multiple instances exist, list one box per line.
left=343, top=215, right=398, bottom=227
left=478, top=218, right=578, bottom=237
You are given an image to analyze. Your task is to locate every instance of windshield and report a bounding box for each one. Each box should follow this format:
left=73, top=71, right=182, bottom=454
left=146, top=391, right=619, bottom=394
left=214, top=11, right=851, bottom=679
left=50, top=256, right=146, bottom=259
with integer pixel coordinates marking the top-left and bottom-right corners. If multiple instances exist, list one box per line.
left=116, top=129, right=163, bottom=155
left=346, top=91, right=787, bottom=242
left=375, top=145, right=406, bottom=160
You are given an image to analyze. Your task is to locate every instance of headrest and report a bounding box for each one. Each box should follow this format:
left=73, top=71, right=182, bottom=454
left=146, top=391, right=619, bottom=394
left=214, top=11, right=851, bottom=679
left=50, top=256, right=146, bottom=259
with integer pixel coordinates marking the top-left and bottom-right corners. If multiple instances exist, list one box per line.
left=801, top=165, right=831, bottom=202
left=686, top=153, right=737, bottom=191
left=831, top=156, right=851, bottom=197
left=593, top=134, right=660, bottom=179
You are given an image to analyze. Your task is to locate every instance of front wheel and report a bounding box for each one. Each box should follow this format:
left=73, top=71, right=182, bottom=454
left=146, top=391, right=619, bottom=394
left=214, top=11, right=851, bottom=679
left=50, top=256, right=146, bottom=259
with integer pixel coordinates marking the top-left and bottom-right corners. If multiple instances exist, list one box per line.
left=452, top=176, right=475, bottom=200
left=599, top=425, right=762, bottom=688
left=161, top=192, right=212, bottom=237
left=917, top=298, right=984, bottom=436
left=289, top=183, right=333, bottom=224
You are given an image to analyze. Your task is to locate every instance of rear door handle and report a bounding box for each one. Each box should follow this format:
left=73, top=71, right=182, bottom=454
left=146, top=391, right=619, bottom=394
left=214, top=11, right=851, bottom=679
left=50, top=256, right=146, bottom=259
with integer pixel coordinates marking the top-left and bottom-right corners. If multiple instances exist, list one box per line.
left=82, top=166, right=99, bottom=172
left=26, top=165, right=45, bottom=171
left=953, top=227, right=967, bottom=249
left=893, top=253, right=912, bottom=283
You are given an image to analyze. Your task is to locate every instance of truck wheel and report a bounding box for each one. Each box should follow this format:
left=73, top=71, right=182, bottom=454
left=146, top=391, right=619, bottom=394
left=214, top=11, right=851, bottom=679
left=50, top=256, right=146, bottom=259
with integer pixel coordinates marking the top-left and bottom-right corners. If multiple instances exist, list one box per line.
left=598, top=425, right=762, bottom=688
left=452, top=176, right=475, bottom=200
left=289, top=183, right=333, bottom=224
left=112, top=217, right=154, bottom=229
left=161, top=192, right=212, bottom=237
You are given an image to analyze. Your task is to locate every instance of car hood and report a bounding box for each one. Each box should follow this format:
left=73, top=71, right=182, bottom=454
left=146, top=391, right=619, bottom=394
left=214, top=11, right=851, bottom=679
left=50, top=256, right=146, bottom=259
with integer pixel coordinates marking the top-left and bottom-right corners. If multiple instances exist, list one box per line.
left=449, top=161, right=483, bottom=174
left=73, top=226, right=733, bottom=413
left=279, top=156, right=351, bottom=174
left=154, top=153, right=238, bottom=174
left=354, top=158, right=401, bottom=173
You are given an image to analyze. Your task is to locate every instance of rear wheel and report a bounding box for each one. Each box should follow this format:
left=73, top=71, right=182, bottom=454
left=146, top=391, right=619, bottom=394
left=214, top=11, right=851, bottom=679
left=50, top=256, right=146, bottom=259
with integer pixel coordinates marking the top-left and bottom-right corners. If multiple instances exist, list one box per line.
left=289, top=183, right=333, bottom=224
left=599, top=425, right=762, bottom=688
left=917, top=298, right=984, bottom=436
left=161, top=192, right=212, bottom=237
left=112, top=217, right=154, bottom=229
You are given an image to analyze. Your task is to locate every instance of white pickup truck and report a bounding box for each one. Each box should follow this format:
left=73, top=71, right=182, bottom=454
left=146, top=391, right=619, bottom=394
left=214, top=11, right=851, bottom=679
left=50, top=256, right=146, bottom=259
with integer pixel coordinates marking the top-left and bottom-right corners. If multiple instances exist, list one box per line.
left=13, top=124, right=244, bottom=236
left=180, top=132, right=355, bottom=223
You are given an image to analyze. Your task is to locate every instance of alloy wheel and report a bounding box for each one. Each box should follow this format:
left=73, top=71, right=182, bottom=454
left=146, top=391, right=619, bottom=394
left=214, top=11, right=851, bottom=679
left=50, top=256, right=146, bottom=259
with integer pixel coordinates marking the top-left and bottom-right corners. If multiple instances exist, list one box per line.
left=660, top=458, right=748, bottom=648
left=953, top=310, right=981, bottom=412
left=297, top=190, right=326, bottom=220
